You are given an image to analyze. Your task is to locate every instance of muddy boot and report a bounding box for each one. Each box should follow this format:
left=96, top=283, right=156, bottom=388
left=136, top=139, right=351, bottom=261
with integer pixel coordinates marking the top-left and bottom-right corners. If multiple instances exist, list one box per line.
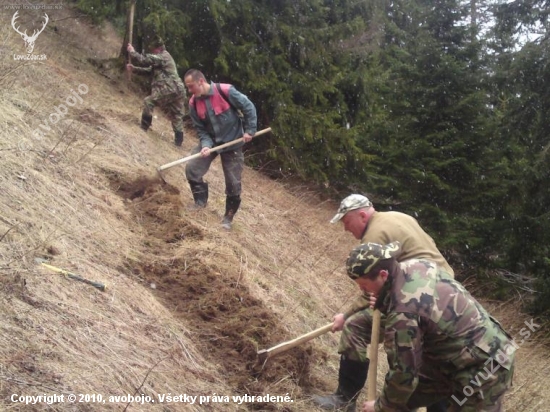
left=174, top=131, right=184, bottom=146
left=188, top=181, right=208, bottom=209
left=141, top=113, right=153, bottom=131
left=312, top=356, right=368, bottom=412
left=221, top=195, right=241, bottom=230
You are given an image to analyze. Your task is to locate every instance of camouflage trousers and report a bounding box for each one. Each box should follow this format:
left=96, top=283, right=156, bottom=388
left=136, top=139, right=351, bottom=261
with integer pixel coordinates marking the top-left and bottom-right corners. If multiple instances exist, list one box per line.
left=342, top=310, right=515, bottom=411
left=403, top=359, right=515, bottom=411
left=185, top=145, right=244, bottom=196
left=338, top=308, right=383, bottom=363
left=143, top=91, right=185, bottom=133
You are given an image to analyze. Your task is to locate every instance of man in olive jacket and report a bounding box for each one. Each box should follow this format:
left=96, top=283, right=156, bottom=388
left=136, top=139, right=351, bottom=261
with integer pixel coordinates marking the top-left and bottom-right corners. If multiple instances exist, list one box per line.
left=313, top=194, right=453, bottom=412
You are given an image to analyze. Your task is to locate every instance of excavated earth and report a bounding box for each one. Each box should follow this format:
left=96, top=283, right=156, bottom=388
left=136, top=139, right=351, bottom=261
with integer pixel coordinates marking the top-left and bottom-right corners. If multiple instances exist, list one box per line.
left=107, top=173, right=328, bottom=410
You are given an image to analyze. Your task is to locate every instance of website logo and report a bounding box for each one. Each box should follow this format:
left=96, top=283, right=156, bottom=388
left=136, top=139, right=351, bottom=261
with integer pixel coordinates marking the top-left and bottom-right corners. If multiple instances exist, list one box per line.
left=11, top=11, right=48, bottom=54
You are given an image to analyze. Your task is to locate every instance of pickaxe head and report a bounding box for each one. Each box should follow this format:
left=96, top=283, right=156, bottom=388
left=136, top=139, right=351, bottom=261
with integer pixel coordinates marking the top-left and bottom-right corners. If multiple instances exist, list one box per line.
left=156, top=167, right=167, bottom=184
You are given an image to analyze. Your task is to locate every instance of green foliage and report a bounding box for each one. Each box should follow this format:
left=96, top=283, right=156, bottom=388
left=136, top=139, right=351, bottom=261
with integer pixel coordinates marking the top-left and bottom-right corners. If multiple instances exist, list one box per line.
left=351, top=0, right=494, bottom=245
left=485, top=4, right=550, bottom=315
left=181, top=0, right=380, bottom=187
left=72, top=0, right=122, bottom=24
left=530, top=277, right=550, bottom=318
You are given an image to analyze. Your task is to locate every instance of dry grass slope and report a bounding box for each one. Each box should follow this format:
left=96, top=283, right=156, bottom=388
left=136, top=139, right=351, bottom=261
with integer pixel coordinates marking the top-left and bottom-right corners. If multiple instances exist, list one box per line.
left=0, top=4, right=548, bottom=411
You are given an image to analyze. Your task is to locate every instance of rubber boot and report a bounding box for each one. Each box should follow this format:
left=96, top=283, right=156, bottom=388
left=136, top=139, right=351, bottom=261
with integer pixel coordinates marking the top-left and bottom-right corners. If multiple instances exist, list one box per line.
left=312, top=356, right=369, bottom=412
left=427, top=399, right=448, bottom=412
left=221, top=195, right=241, bottom=230
left=141, top=113, right=153, bottom=131
left=174, top=131, right=184, bottom=146
left=189, top=181, right=208, bottom=209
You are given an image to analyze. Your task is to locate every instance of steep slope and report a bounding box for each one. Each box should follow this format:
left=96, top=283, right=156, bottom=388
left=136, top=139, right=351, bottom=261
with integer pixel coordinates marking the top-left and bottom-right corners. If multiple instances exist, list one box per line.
left=0, top=4, right=548, bottom=412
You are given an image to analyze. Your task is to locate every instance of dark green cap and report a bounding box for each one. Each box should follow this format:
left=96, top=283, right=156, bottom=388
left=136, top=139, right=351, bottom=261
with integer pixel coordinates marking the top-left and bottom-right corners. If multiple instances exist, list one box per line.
left=346, top=241, right=400, bottom=279
left=149, top=35, right=164, bottom=49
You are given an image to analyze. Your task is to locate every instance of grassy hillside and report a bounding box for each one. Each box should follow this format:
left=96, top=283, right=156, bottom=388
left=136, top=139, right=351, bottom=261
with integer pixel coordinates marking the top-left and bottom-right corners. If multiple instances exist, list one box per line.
left=0, top=4, right=548, bottom=411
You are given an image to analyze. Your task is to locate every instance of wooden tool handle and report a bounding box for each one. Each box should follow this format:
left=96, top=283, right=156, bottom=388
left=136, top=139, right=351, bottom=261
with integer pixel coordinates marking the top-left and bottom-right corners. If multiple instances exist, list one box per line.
left=158, top=127, right=272, bottom=172
left=40, top=262, right=106, bottom=292
left=367, top=309, right=381, bottom=400
left=259, top=322, right=333, bottom=359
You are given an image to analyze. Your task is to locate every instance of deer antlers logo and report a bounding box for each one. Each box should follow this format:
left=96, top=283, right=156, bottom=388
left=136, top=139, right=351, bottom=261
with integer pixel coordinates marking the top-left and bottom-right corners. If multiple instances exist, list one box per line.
left=11, top=11, right=49, bottom=54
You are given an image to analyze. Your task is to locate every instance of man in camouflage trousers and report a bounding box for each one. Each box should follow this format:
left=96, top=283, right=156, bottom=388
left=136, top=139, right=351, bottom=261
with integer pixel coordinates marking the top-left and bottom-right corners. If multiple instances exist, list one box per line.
left=313, top=194, right=454, bottom=412
left=346, top=241, right=515, bottom=412
left=127, top=38, right=186, bottom=146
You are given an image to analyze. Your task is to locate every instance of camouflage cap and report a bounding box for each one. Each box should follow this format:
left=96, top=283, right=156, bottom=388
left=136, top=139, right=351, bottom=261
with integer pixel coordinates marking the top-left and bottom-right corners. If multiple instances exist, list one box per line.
left=330, top=194, right=372, bottom=223
left=149, top=35, right=165, bottom=49
left=346, top=241, right=401, bottom=279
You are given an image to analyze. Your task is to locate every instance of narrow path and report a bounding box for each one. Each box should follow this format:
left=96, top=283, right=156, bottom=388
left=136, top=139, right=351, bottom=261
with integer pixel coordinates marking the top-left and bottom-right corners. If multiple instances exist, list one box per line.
left=107, top=173, right=326, bottom=410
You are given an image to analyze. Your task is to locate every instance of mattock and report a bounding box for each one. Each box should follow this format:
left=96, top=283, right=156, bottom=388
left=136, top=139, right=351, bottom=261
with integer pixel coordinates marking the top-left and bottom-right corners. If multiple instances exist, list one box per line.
left=156, top=127, right=272, bottom=183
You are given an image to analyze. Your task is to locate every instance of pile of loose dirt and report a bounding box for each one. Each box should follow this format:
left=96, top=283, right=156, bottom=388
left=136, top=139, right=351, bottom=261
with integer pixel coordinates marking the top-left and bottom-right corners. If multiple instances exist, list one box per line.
left=108, top=174, right=327, bottom=410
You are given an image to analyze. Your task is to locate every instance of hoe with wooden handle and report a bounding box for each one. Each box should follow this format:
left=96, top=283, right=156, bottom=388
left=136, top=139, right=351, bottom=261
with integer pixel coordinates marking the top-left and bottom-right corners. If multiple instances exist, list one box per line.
left=157, top=127, right=272, bottom=183
left=256, top=322, right=333, bottom=363
left=367, top=309, right=381, bottom=401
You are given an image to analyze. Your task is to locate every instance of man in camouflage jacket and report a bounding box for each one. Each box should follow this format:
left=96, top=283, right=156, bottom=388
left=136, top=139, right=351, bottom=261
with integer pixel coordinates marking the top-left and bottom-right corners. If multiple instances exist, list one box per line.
left=346, top=241, right=515, bottom=412
left=313, top=194, right=453, bottom=412
left=127, top=38, right=186, bottom=146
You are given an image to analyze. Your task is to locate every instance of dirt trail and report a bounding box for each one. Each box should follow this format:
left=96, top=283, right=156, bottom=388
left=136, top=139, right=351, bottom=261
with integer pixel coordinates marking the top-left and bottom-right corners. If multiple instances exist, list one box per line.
left=108, top=174, right=327, bottom=409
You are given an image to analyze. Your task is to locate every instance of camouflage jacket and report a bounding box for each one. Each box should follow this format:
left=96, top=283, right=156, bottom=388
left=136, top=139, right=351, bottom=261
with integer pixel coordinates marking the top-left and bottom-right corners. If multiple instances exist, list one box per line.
left=374, top=259, right=516, bottom=412
left=129, top=49, right=185, bottom=98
